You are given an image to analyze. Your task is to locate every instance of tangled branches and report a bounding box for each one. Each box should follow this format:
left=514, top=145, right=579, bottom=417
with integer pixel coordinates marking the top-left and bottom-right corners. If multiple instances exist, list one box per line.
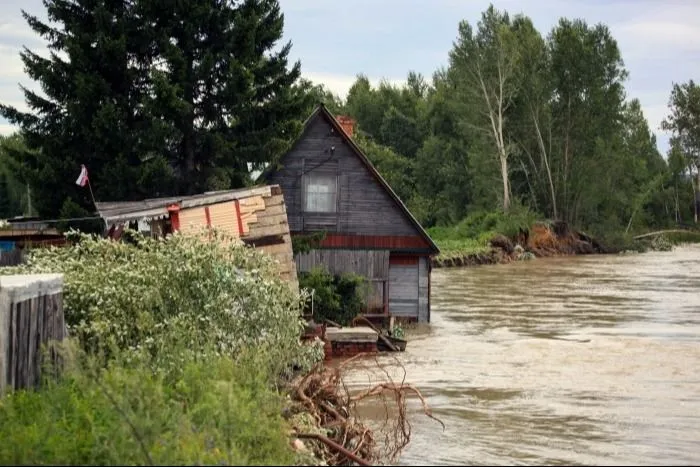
left=286, top=354, right=445, bottom=465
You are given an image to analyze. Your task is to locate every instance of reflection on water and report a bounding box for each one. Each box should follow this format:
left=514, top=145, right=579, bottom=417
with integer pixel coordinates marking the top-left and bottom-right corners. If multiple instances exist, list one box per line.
left=342, top=245, right=700, bottom=466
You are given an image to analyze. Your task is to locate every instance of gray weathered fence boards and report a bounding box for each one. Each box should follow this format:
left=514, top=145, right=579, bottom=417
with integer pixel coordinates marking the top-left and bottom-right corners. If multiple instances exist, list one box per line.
left=0, top=274, right=66, bottom=395
left=0, top=250, right=25, bottom=267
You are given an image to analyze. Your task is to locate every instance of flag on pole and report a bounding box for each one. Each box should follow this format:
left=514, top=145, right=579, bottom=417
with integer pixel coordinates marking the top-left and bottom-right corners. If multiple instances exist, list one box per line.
left=75, top=165, right=89, bottom=187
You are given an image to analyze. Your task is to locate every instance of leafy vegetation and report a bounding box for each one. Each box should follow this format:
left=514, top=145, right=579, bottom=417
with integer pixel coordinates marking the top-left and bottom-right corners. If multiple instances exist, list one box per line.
left=297, top=267, right=367, bottom=326
left=0, top=0, right=313, bottom=218
left=428, top=204, right=538, bottom=260
left=0, top=350, right=295, bottom=466
left=3, top=229, right=319, bottom=376
left=1, top=0, right=699, bottom=243
left=0, top=230, right=325, bottom=465
left=335, top=6, right=697, bottom=240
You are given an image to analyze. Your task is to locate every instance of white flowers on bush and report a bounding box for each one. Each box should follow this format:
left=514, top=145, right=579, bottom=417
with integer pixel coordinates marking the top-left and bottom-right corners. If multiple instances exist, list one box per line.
left=2, top=228, right=321, bottom=374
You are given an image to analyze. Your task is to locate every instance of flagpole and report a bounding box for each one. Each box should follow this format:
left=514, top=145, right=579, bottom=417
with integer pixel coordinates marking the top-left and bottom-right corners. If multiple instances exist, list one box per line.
left=86, top=177, right=98, bottom=209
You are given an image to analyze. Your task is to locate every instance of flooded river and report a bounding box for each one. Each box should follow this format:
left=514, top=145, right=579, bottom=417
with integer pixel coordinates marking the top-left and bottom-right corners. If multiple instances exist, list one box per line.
left=345, top=244, right=700, bottom=465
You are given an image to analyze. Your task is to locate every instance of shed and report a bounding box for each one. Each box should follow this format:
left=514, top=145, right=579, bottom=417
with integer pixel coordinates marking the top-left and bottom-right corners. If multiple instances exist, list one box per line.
left=95, top=185, right=297, bottom=289
left=260, top=104, right=440, bottom=323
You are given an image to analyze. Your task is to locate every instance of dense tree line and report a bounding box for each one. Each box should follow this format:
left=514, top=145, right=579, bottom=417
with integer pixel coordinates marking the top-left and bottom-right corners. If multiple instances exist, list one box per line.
left=1, top=1, right=698, bottom=237
left=334, top=6, right=698, bottom=236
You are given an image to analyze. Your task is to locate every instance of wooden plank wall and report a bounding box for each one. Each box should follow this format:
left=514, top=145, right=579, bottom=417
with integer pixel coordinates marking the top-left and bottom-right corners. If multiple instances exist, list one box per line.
left=0, top=274, right=66, bottom=395
left=0, top=250, right=25, bottom=267
left=295, top=249, right=389, bottom=279
left=269, top=114, right=419, bottom=237
left=388, top=262, right=419, bottom=318
left=295, top=249, right=388, bottom=314
left=245, top=191, right=298, bottom=290
left=418, top=256, right=430, bottom=323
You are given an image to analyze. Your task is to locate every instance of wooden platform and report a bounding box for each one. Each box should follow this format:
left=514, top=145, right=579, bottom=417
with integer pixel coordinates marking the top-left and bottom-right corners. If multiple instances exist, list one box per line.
left=325, top=326, right=378, bottom=343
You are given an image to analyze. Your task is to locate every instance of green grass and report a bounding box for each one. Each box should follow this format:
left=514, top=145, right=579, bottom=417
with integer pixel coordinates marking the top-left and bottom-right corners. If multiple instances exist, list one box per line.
left=0, top=348, right=296, bottom=466
left=666, top=230, right=700, bottom=245
left=431, top=237, right=491, bottom=260
left=0, top=231, right=323, bottom=466
left=428, top=205, right=538, bottom=261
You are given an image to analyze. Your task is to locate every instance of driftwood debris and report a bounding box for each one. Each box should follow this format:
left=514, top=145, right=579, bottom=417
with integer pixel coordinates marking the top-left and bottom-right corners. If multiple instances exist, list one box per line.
left=632, top=229, right=697, bottom=240
left=288, top=353, right=444, bottom=465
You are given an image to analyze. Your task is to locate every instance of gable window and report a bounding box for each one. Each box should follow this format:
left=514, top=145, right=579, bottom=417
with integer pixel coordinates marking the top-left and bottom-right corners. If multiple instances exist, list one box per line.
left=304, top=173, right=337, bottom=213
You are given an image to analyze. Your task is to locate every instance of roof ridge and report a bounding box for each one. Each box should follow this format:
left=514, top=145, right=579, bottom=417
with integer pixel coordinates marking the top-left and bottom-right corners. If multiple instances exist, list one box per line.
left=315, top=105, right=439, bottom=254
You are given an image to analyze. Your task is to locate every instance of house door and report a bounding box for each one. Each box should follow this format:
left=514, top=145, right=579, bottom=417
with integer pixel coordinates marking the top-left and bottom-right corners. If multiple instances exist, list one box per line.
left=388, top=256, right=419, bottom=319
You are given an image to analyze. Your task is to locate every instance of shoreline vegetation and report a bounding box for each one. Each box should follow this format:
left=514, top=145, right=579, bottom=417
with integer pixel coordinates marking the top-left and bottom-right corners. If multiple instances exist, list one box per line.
left=429, top=210, right=700, bottom=269
left=0, top=230, right=441, bottom=466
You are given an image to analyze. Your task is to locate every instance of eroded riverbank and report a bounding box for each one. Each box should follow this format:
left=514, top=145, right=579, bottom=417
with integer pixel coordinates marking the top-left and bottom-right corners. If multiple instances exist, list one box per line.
left=343, top=244, right=700, bottom=466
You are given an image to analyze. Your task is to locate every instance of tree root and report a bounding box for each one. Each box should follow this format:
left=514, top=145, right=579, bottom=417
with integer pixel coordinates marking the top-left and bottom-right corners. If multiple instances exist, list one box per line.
left=286, top=353, right=445, bottom=465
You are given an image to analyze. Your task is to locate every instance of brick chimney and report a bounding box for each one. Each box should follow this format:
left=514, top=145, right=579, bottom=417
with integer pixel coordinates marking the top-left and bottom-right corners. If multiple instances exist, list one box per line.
left=336, top=115, right=356, bottom=138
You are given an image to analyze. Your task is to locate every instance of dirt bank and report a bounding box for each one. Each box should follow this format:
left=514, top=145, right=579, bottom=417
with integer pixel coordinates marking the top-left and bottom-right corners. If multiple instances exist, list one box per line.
left=433, top=221, right=607, bottom=269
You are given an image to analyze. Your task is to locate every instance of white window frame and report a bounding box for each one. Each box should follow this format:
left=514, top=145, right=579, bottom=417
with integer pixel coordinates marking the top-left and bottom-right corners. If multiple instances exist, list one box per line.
left=304, top=173, right=337, bottom=213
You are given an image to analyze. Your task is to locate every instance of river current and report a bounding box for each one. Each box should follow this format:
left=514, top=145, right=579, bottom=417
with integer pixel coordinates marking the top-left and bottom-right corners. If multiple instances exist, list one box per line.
left=344, top=244, right=700, bottom=465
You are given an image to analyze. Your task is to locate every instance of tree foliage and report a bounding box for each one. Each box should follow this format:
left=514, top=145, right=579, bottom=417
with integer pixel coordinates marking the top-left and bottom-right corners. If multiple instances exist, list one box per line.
left=0, top=0, right=310, bottom=217
left=339, top=4, right=678, bottom=236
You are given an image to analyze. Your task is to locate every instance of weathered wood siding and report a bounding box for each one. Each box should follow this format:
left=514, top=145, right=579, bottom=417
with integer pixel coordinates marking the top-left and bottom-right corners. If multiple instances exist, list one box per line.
left=295, top=249, right=389, bottom=279
left=269, top=113, right=417, bottom=237
left=0, top=274, right=66, bottom=394
left=295, top=249, right=389, bottom=314
left=0, top=250, right=25, bottom=267
left=418, top=256, right=430, bottom=322
left=388, top=257, right=419, bottom=319
left=245, top=191, right=298, bottom=289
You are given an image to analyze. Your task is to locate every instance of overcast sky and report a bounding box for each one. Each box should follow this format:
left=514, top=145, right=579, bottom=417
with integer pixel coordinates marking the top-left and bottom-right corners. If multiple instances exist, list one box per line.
left=1, top=0, right=699, bottom=155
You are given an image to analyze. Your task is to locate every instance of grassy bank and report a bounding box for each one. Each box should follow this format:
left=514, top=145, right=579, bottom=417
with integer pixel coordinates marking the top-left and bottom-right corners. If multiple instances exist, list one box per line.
left=0, top=230, right=435, bottom=466
left=428, top=207, right=536, bottom=265
left=429, top=209, right=700, bottom=268
left=0, top=230, right=324, bottom=465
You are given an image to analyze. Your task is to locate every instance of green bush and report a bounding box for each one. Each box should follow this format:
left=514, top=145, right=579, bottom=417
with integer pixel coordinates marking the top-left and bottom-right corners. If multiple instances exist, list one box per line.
left=666, top=230, right=700, bottom=245
left=0, top=229, right=327, bottom=465
left=2, top=229, right=321, bottom=377
left=298, top=267, right=366, bottom=326
left=428, top=204, right=539, bottom=259
left=0, top=347, right=295, bottom=466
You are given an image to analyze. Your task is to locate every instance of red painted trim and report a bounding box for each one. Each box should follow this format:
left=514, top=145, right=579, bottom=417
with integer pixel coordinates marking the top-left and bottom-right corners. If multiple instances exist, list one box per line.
left=234, top=200, right=244, bottom=236
left=167, top=204, right=181, bottom=232
left=298, top=233, right=433, bottom=251
left=389, top=255, right=419, bottom=265
left=204, top=206, right=212, bottom=227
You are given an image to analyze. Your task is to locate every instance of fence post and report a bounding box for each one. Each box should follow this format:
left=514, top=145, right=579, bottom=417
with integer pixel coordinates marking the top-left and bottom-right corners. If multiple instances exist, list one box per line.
left=0, top=274, right=65, bottom=395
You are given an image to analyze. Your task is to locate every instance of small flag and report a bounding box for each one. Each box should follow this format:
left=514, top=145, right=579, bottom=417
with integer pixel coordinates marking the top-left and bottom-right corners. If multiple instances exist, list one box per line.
left=75, top=165, right=89, bottom=187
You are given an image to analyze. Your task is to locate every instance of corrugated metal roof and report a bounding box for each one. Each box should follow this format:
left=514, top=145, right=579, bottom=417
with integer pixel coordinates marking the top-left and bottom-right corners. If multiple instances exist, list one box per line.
left=96, top=185, right=274, bottom=224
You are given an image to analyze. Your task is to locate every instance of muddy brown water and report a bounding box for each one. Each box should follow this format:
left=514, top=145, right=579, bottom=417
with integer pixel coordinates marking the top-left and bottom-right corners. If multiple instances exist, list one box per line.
left=342, top=244, right=700, bottom=466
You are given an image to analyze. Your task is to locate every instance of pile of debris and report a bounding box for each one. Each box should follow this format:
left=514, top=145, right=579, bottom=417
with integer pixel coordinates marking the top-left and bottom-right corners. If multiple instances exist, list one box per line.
left=285, top=355, right=444, bottom=466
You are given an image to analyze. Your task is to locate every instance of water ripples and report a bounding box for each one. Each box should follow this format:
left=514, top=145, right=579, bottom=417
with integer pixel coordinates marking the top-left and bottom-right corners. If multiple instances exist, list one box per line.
left=344, top=245, right=700, bottom=466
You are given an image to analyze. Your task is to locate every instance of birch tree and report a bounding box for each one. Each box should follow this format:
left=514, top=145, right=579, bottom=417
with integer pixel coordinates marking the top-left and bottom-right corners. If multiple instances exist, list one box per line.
left=448, top=5, right=524, bottom=212
left=662, top=80, right=700, bottom=223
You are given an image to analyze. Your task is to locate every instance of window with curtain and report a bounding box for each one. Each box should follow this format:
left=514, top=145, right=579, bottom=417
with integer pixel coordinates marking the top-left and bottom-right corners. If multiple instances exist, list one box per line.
left=304, top=173, right=337, bottom=213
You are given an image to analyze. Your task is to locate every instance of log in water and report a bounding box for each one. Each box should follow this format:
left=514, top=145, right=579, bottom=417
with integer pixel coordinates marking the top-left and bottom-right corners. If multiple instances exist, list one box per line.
left=343, top=244, right=700, bottom=466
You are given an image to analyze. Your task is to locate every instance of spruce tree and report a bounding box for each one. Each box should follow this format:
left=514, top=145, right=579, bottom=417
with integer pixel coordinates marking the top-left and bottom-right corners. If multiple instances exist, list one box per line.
left=0, top=0, right=162, bottom=217
left=138, top=0, right=310, bottom=193
left=1, top=0, right=311, bottom=215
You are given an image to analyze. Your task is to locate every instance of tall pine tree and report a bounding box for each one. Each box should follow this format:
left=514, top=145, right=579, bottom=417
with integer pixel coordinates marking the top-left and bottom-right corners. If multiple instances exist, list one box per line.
left=1, top=0, right=161, bottom=217
left=1, top=0, right=311, bottom=216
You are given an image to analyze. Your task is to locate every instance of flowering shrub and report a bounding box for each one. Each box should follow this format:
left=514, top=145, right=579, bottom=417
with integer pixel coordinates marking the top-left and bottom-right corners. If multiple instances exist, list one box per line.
left=2, top=228, right=319, bottom=376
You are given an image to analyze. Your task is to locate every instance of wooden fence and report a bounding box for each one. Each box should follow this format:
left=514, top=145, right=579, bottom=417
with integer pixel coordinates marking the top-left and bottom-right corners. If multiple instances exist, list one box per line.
left=0, top=250, right=25, bottom=267
left=0, top=274, right=66, bottom=395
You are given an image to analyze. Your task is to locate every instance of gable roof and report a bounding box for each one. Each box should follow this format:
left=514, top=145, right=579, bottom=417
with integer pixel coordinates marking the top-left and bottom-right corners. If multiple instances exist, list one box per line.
left=260, top=103, right=439, bottom=255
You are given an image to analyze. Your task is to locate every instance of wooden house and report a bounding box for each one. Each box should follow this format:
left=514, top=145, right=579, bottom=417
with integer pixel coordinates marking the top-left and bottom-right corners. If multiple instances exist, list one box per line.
left=95, top=185, right=298, bottom=289
left=260, top=104, right=440, bottom=323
